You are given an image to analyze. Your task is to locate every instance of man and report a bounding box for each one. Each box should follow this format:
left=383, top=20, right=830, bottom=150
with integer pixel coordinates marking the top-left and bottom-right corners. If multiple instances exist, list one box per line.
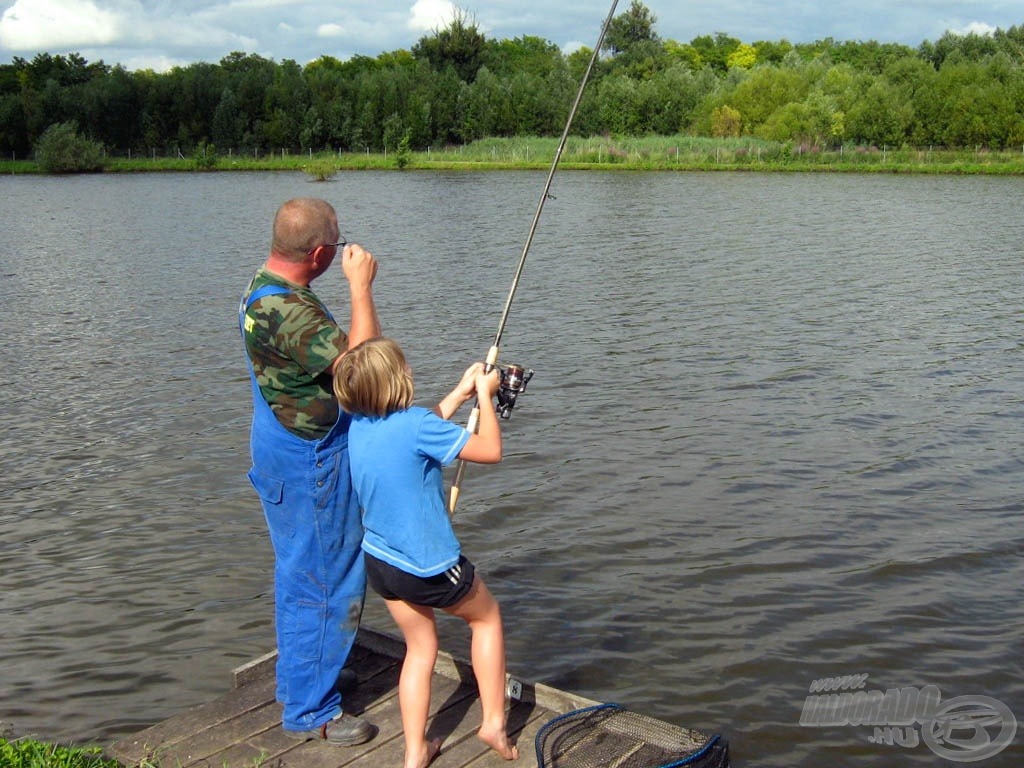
left=239, top=197, right=380, bottom=745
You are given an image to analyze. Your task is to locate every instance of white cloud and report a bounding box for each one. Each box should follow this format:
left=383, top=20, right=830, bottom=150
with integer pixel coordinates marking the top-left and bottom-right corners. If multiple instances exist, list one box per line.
left=0, top=0, right=126, bottom=50
left=407, top=0, right=456, bottom=33
left=225, top=0, right=298, bottom=8
left=119, top=52, right=187, bottom=73
left=3, top=1, right=1024, bottom=72
left=317, top=23, right=344, bottom=38
left=958, top=21, right=998, bottom=37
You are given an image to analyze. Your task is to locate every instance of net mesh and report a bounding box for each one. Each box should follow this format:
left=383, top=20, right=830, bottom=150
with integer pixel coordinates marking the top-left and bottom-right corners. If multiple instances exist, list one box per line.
left=535, top=704, right=730, bottom=768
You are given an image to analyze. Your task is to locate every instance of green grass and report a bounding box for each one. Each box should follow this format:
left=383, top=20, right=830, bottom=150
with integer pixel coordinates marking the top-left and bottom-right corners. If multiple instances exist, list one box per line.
left=0, top=737, right=121, bottom=768
left=0, top=735, right=270, bottom=768
left=4, top=136, right=1024, bottom=175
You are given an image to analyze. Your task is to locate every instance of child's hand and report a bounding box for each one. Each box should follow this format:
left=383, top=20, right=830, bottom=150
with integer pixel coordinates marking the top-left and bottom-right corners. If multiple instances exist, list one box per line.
left=460, top=368, right=503, bottom=464
left=435, top=363, right=486, bottom=420
left=455, top=362, right=484, bottom=401
left=476, top=368, right=501, bottom=399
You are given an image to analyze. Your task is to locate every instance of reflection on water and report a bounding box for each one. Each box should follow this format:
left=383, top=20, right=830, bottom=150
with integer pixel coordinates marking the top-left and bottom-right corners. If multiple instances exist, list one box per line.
left=1, top=171, right=1022, bottom=767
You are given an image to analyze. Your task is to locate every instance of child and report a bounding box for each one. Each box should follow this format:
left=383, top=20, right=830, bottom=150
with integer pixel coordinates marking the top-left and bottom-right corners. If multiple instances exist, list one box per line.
left=334, top=337, right=519, bottom=768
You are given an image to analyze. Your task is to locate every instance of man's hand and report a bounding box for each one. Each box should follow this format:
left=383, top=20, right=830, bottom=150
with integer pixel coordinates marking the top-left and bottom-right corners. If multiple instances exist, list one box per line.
left=341, top=242, right=381, bottom=349
left=341, top=243, right=378, bottom=293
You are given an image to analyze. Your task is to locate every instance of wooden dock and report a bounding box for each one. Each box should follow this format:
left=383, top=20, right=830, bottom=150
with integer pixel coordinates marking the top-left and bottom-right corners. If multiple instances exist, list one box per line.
left=106, top=626, right=603, bottom=768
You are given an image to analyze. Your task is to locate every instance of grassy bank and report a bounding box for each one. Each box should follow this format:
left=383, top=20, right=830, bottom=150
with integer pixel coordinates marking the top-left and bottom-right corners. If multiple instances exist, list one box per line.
left=411, top=136, right=1024, bottom=174
left=4, top=136, right=1024, bottom=175
left=0, top=736, right=121, bottom=768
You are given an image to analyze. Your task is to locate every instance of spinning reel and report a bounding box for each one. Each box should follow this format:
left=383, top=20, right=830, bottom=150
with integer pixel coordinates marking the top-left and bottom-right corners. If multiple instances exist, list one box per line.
left=494, top=363, right=534, bottom=419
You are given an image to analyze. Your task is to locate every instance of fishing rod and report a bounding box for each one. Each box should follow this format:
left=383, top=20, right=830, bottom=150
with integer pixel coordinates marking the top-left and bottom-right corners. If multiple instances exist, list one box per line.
left=448, top=0, right=620, bottom=514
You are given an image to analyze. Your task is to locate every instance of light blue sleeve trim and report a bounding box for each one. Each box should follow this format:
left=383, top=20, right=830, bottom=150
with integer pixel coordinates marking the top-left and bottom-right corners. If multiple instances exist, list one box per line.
left=441, top=427, right=472, bottom=466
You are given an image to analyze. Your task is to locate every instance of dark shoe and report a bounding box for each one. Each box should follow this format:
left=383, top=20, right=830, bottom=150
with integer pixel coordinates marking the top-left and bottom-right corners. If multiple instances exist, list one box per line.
left=285, top=712, right=376, bottom=746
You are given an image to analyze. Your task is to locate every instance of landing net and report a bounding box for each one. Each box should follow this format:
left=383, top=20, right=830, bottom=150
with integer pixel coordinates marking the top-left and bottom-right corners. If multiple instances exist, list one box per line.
left=535, top=703, right=729, bottom=768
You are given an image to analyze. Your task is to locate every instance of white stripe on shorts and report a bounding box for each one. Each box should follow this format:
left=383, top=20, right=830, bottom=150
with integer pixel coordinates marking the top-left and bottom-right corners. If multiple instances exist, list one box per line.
left=445, top=564, right=462, bottom=585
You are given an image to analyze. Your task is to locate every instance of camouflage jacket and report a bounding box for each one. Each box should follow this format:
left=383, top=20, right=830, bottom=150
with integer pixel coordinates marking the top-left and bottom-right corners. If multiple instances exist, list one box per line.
left=241, top=267, right=347, bottom=440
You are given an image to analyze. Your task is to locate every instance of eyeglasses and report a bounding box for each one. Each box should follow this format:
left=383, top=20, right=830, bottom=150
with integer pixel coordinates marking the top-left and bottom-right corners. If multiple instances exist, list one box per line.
left=307, top=238, right=347, bottom=255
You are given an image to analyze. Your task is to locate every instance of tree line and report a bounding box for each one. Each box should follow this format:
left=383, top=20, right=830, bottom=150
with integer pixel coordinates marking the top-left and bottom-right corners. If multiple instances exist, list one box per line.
left=3, top=1, right=1024, bottom=159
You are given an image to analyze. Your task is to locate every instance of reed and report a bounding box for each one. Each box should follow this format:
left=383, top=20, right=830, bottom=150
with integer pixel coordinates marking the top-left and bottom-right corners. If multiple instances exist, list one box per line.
left=3, top=137, right=1024, bottom=175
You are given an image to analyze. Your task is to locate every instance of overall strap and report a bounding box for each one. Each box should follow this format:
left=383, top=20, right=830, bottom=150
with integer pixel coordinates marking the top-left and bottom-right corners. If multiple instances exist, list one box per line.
left=239, top=284, right=292, bottom=336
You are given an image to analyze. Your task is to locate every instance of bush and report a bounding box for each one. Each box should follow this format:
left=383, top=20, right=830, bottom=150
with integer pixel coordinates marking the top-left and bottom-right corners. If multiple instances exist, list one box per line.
left=396, top=131, right=413, bottom=170
left=33, top=122, right=107, bottom=173
left=304, top=157, right=337, bottom=181
left=193, top=141, right=219, bottom=170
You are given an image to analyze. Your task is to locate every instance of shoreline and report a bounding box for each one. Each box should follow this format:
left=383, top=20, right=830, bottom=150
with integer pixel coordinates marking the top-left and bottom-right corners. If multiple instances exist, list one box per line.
left=6, top=135, right=1024, bottom=177
left=6, top=159, right=1024, bottom=176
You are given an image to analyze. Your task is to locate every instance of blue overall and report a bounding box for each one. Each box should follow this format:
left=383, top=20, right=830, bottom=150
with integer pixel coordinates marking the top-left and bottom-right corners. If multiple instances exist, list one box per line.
left=240, top=285, right=366, bottom=732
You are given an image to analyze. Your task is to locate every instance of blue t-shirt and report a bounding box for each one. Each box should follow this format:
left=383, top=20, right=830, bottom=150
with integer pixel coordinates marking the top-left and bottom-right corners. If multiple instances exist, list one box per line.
left=348, top=406, right=471, bottom=577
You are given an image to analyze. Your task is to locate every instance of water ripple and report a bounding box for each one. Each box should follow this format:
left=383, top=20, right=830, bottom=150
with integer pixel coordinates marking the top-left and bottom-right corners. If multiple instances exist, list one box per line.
left=1, top=172, right=1022, bottom=767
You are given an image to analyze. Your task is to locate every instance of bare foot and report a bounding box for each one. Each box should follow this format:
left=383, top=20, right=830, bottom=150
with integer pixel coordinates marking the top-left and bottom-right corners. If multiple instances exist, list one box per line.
left=477, top=726, right=519, bottom=761
left=406, top=737, right=442, bottom=768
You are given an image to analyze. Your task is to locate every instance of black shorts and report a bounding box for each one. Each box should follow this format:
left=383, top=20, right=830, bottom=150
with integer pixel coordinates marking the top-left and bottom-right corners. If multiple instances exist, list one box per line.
left=364, top=552, right=476, bottom=609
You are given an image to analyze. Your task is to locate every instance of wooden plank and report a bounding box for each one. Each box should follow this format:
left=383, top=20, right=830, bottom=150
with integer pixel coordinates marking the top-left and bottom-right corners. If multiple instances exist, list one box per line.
left=231, top=649, right=277, bottom=689
left=130, top=701, right=281, bottom=768
left=105, top=627, right=603, bottom=768
left=232, top=644, right=376, bottom=690
left=501, top=675, right=596, bottom=713
left=440, top=697, right=550, bottom=768
left=246, top=661, right=484, bottom=768
left=106, top=675, right=277, bottom=766
left=106, top=646, right=401, bottom=767
left=343, top=664, right=485, bottom=767
left=500, top=705, right=554, bottom=768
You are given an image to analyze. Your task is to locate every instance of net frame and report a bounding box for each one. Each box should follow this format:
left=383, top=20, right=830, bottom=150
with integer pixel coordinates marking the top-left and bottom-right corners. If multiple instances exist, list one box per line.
left=535, top=703, right=729, bottom=768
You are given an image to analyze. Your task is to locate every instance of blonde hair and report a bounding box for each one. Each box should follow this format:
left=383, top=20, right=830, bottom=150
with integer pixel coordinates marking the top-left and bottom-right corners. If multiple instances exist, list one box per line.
left=334, top=337, right=415, bottom=417
left=271, top=198, right=338, bottom=261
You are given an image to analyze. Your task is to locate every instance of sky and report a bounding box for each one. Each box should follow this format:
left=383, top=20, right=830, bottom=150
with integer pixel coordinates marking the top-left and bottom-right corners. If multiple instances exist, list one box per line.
left=1, top=0, right=1021, bottom=72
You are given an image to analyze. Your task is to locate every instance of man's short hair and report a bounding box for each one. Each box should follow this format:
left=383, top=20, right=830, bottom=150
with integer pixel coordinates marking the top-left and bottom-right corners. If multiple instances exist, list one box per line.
left=272, top=198, right=337, bottom=261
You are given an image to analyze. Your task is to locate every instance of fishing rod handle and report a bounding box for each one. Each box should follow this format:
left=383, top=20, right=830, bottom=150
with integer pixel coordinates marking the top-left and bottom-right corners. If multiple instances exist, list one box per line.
left=449, top=460, right=467, bottom=514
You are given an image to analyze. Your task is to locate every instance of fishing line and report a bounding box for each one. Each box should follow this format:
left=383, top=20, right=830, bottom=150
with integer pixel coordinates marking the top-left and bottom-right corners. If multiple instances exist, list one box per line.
left=448, top=0, right=621, bottom=514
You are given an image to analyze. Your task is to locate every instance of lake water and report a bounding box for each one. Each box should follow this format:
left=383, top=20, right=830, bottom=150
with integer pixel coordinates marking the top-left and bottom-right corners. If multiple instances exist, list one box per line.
left=0, top=169, right=1021, bottom=767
